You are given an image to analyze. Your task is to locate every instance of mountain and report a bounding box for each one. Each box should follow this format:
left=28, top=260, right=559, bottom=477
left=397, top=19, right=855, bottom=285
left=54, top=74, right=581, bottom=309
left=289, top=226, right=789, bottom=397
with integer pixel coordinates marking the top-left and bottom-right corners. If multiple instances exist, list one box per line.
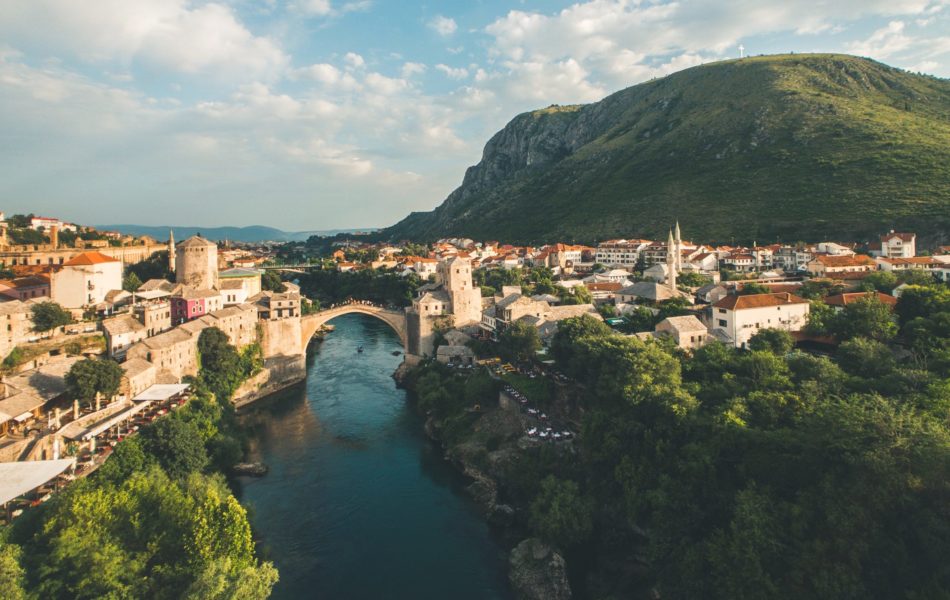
left=99, top=225, right=369, bottom=243
left=384, top=54, right=950, bottom=244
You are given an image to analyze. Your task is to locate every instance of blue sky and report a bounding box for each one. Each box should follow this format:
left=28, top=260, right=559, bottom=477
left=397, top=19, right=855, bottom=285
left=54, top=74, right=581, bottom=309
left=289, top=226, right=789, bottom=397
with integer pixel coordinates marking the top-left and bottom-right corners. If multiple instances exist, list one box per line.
left=0, top=0, right=948, bottom=231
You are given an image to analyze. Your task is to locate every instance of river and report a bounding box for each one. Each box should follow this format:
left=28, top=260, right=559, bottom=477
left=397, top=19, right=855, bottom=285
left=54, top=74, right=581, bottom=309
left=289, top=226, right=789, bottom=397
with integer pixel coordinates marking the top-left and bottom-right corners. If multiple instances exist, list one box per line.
left=239, top=313, right=512, bottom=600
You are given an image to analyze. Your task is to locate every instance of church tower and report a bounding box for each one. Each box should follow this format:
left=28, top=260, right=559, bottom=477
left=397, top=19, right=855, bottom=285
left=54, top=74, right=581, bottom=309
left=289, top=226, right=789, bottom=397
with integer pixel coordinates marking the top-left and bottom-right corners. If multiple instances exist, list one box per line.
left=168, top=230, right=176, bottom=273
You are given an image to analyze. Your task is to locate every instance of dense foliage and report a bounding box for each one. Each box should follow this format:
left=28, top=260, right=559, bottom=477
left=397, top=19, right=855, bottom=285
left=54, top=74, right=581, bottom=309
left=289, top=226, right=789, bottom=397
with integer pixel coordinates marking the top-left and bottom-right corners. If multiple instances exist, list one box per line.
left=64, top=358, right=124, bottom=404
left=29, top=301, right=73, bottom=332
left=2, top=332, right=276, bottom=599
left=194, top=328, right=263, bottom=406
left=297, top=268, right=422, bottom=307
left=411, top=279, right=950, bottom=598
left=125, top=250, right=172, bottom=283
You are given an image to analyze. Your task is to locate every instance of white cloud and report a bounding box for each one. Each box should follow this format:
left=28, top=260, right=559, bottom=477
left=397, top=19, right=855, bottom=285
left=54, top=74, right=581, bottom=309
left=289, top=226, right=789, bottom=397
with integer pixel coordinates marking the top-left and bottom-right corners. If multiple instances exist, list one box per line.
left=294, top=0, right=332, bottom=15
left=0, top=0, right=288, bottom=81
left=847, top=21, right=913, bottom=58
left=435, top=64, right=469, bottom=80
left=428, top=15, right=458, bottom=37
left=344, top=52, right=365, bottom=69
left=401, top=62, right=427, bottom=77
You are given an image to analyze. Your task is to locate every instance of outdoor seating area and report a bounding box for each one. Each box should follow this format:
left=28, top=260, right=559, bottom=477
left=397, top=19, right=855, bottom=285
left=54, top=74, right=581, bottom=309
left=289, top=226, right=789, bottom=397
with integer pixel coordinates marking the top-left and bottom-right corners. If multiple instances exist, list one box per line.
left=0, top=458, right=76, bottom=525
left=0, top=383, right=191, bottom=523
left=502, top=383, right=576, bottom=443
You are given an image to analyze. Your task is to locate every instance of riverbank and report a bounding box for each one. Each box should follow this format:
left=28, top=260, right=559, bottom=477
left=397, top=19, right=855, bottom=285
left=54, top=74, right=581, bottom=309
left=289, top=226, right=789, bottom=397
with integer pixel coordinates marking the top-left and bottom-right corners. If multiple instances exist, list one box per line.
left=399, top=361, right=577, bottom=600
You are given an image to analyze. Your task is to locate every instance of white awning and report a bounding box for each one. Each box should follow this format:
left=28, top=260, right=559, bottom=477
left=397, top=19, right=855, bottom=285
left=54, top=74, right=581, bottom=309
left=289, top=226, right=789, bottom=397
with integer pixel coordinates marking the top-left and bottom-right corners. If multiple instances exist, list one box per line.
left=132, top=384, right=190, bottom=402
left=0, top=459, right=76, bottom=505
left=13, top=412, right=33, bottom=423
left=79, top=401, right=151, bottom=441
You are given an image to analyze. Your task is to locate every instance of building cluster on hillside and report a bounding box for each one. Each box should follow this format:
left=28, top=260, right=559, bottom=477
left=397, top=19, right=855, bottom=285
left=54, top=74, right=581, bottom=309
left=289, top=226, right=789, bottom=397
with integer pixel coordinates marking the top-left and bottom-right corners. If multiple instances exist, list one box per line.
left=326, top=225, right=949, bottom=354
left=0, top=219, right=305, bottom=451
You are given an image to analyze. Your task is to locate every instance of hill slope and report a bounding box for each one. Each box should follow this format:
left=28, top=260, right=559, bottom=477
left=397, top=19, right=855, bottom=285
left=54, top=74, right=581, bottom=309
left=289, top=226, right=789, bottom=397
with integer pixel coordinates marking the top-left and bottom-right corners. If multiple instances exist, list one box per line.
left=100, top=225, right=366, bottom=243
left=384, top=54, right=950, bottom=244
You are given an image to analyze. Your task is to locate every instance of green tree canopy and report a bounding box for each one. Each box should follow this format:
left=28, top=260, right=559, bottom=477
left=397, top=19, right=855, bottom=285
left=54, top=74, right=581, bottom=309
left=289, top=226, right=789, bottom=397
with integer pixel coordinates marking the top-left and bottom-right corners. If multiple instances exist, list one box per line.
left=498, top=319, right=542, bottom=364
left=748, top=328, right=795, bottom=355
left=529, top=476, right=594, bottom=549
left=64, top=358, right=123, bottom=403
left=30, top=301, right=73, bottom=332
left=261, top=270, right=286, bottom=293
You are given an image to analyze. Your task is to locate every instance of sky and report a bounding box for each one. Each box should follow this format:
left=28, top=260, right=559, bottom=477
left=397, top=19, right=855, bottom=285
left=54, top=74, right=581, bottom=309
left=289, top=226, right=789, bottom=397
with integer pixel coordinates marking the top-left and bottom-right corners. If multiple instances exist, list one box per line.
left=0, top=0, right=948, bottom=231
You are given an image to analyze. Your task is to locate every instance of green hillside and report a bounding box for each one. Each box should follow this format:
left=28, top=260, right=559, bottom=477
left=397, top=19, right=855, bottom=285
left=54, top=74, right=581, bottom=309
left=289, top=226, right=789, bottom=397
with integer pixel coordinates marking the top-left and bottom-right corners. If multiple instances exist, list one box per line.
left=384, top=54, right=950, bottom=244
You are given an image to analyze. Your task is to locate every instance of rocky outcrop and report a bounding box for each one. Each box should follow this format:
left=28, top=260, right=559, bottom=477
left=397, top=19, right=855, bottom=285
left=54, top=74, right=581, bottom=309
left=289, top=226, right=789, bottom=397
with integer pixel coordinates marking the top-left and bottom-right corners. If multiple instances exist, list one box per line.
left=509, top=538, right=572, bottom=600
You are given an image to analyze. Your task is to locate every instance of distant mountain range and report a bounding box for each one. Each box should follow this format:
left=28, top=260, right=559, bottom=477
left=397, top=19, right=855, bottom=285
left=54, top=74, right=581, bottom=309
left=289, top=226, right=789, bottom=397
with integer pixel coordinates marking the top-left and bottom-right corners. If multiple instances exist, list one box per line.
left=99, top=225, right=370, bottom=243
left=383, top=54, right=950, bottom=244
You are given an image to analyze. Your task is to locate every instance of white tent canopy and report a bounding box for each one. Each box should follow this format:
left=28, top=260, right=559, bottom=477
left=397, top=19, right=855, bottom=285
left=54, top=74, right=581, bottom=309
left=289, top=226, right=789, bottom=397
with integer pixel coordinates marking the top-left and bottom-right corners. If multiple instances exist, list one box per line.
left=132, top=384, right=190, bottom=403
left=0, top=459, right=75, bottom=505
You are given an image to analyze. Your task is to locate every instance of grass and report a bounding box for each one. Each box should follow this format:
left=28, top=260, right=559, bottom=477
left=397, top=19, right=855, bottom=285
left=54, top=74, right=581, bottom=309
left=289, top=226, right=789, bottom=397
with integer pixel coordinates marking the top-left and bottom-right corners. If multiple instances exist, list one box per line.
left=385, top=54, right=950, bottom=245
left=501, top=372, right=553, bottom=404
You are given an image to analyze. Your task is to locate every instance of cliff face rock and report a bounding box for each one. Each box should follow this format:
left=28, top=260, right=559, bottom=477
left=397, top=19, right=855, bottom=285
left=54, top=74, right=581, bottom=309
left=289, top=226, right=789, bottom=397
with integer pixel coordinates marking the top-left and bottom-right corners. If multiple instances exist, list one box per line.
left=384, top=53, right=950, bottom=244
left=509, top=538, right=572, bottom=600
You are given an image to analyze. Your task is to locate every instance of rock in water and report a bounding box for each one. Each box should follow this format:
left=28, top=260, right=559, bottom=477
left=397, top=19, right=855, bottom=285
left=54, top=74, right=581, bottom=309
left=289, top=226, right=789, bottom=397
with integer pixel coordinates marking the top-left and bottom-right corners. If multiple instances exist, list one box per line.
left=232, top=462, right=269, bottom=477
left=509, top=538, right=572, bottom=600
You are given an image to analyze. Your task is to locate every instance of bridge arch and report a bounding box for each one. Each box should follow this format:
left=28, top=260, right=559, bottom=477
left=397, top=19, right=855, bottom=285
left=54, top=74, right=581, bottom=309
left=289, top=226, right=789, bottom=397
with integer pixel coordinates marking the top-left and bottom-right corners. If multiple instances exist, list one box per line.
left=300, top=304, right=408, bottom=349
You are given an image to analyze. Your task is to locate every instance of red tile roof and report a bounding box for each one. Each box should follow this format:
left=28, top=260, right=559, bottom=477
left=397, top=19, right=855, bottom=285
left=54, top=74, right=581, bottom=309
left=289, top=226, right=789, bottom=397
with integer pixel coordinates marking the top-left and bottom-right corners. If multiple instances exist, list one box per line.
left=63, top=251, right=120, bottom=266
left=712, top=292, right=809, bottom=311
left=825, top=292, right=897, bottom=308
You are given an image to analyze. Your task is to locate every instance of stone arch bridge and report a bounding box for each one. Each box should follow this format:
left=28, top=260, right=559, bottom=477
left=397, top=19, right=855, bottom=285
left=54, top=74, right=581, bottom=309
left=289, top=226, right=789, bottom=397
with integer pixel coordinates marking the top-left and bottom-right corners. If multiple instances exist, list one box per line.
left=301, top=303, right=408, bottom=349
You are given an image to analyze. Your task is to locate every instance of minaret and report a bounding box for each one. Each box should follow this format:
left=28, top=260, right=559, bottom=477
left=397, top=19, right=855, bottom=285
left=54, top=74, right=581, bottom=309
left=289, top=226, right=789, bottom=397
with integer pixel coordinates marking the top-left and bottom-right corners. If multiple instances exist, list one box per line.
left=168, top=230, right=176, bottom=273
left=666, top=229, right=677, bottom=292
left=674, top=221, right=682, bottom=273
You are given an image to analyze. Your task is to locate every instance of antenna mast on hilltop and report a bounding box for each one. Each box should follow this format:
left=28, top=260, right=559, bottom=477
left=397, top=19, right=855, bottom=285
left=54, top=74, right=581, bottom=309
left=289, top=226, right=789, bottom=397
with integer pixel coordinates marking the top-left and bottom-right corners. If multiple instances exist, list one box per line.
left=739, top=44, right=745, bottom=59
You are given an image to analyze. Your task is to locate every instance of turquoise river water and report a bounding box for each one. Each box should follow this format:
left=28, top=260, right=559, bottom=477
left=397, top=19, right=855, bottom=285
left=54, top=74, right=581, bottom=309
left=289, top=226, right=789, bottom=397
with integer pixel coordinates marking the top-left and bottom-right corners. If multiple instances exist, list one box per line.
left=239, top=313, right=512, bottom=599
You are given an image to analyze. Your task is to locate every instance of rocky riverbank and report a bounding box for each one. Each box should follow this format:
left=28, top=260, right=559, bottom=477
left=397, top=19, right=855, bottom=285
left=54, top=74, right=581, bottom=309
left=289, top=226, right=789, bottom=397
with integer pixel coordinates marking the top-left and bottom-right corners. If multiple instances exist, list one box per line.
left=412, top=375, right=575, bottom=600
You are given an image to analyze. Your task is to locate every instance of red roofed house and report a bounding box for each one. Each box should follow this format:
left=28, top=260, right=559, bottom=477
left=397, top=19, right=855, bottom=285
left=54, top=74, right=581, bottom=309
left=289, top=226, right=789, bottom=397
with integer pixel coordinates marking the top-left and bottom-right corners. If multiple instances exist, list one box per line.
left=875, top=256, right=942, bottom=272
left=879, top=231, right=916, bottom=258
left=50, top=251, right=123, bottom=308
left=806, top=253, right=877, bottom=277
left=824, top=292, right=897, bottom=311
left=711, top=292, right=810, bottom=349
left=0, top=275, right=50, bottom=301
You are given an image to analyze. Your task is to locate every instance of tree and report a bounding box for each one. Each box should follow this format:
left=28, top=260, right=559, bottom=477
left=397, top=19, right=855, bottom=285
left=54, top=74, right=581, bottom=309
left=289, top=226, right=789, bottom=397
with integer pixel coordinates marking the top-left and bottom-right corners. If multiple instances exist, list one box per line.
left=122, top=271, right=143, bottom=292
left=0, top=540, right=27, bottom=600
left=140, top=418, right=210, bottom=478
left=550, top=314, right=612, bottom=372
left=529, top=476, right=594, bottom=549
left=498, top=320, right=542, bottom=363
left=198, top=328, right=246, bottom=401
left=677, top=272, right=713, bottom=288
left=126, top=250, right=172, bottom=283
left=748, top=328, right=794, bottom=355
left=261, top=270, right=286, bottom=293
left=740, top=282, right=771, bottom=295
left=30, top=301, right=73, bottom=332
left=65, top=358, right=123, bottom=404
left=861, top=271, right=898, bottom=293
left=898, top=270, right=937, bottom=286
left=832, top=295, right=898, bottom=342
left=837, top=337, right=895, bottom=378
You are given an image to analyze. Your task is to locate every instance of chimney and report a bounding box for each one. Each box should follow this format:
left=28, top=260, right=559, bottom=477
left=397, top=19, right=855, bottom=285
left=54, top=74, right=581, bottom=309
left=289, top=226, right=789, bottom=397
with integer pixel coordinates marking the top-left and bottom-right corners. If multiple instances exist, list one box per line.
left=50, top=224, right=60, bottom=249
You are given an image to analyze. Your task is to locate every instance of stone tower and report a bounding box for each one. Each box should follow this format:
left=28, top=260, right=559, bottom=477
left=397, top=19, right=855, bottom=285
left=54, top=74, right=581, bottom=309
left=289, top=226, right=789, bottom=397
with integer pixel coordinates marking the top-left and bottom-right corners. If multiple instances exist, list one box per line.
left=175, top=235, right=218, bottom=289
left=438, top=256, right=482, bottom=326
left=674, top=221, right=682, bottom=273
left=666, top=229, right=677, bottom=293
left=168, top=230, right=176, bottom=273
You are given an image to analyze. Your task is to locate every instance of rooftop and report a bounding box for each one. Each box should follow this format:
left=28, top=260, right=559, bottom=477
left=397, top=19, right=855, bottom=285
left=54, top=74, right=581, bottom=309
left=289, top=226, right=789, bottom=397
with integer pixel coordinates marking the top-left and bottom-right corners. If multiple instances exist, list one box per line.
left=62, top=251, right=120, bottom=266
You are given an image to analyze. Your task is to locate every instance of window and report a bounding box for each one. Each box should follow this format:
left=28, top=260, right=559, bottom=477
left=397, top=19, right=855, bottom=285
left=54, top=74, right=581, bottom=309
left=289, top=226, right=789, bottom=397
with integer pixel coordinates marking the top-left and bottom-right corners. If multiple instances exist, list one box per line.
left=718, top=319, right=727, bottom=327
left=718, top=308, right=726, bottom=314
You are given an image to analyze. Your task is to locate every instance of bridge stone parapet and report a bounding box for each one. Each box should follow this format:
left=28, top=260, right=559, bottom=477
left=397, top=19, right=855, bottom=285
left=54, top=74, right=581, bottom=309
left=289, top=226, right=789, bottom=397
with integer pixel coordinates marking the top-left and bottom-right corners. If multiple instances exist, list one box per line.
left=300, top=303, right=410, bottom=350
